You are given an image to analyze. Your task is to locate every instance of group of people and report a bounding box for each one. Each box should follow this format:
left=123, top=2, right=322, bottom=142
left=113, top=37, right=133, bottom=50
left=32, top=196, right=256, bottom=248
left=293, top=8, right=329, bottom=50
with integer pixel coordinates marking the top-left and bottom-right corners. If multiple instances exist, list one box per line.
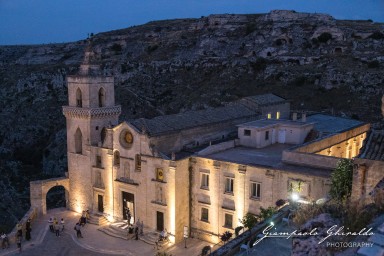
left=73, top=210, right=89, bottom=238
left=48, top=217, right=65, bottom=237
left=1, top=218, right=32, bottom=253
left=128, top=219, right=144, bottom=240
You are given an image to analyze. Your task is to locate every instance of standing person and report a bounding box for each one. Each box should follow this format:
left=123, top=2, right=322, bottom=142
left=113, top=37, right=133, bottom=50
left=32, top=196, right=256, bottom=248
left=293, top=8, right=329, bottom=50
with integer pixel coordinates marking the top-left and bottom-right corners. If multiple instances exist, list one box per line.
left=81, top=211, right=87, bottom=226
left=1, top=232, right=9, bottom=249
left=126, top=208, right=131, bottom=225
left=16, top=222, right=22, bottom=239
left=134, top=226, right=139, bottom=240
left=48, top=217, right=54, bottom=232
left=86, top=210, right=90, bottom=222
left=25, top=218, right=31, bottom=241
left=140, top=221, right=144, bottom=236
left=74, top=223, right=83, bottom=238
left=54, top=220, right=60, bottom=237
left=60, top=218, right=65, bottom=231
left=16, top=235, right=22, bottom=252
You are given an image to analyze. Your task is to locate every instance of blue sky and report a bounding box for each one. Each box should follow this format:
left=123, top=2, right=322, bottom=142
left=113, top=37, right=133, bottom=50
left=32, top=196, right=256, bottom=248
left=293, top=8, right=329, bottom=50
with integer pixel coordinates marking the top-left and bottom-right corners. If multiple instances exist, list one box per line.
left=0, top=0, right=383, bottom=45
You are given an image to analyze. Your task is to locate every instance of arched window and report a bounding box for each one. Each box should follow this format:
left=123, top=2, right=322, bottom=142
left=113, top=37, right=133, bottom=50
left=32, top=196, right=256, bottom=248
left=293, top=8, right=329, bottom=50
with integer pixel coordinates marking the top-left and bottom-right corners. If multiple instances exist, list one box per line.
left=76, top=88, right=82, bottom=107
left=101, top=127, right=107, bottom=143
left=98, top=87, right=105, bottom=107
left=114, top=151, right=120, bottom=166
left=74, top=128, right=82, bottom=154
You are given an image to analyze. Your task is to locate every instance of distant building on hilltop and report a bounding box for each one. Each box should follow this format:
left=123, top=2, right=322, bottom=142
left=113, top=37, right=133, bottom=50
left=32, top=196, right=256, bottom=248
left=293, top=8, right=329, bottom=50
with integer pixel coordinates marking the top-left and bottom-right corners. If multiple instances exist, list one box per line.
left=30, top=44, right=369, bottom=244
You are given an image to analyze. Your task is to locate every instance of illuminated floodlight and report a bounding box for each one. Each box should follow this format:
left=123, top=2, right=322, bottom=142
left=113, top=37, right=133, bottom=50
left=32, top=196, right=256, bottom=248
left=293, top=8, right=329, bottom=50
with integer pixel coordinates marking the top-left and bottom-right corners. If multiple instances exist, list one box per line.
left=291, top=193, right=299, bottom=201
left=270, top=221, right=274, bottom=226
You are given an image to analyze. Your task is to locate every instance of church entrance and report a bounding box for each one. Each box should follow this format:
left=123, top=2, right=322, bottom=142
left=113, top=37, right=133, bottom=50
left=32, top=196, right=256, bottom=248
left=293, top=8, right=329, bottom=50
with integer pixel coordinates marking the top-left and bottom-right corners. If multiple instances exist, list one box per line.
left=156, top=211, right=164, bottom=231
left=122, top=192, right=135, bottom=225
left=98, top=195, right=104, bottom=213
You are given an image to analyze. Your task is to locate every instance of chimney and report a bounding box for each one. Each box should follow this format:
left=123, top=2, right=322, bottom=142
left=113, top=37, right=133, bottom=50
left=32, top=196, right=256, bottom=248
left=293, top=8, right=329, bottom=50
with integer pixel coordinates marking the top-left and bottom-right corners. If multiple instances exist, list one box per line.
left=292, top=112, right=297, bottom=121
left=302, top=113, right=307, bottom=122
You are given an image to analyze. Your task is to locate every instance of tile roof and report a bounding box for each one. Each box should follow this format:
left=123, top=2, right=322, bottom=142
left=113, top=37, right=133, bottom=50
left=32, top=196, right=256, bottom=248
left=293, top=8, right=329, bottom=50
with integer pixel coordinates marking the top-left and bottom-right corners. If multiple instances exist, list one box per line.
left=359, top=130, right=384, bottom=161
left=129, top=94, right=288, bottom=136
left=130, top=103, right=259, bottom=136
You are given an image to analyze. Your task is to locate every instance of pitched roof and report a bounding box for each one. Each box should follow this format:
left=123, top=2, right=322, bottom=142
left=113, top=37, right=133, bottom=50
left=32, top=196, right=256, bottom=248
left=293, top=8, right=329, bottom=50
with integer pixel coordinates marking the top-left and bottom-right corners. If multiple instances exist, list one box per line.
left=359, top=130, right=384, bottom=161
left=130, top=103, right=259, bottom=136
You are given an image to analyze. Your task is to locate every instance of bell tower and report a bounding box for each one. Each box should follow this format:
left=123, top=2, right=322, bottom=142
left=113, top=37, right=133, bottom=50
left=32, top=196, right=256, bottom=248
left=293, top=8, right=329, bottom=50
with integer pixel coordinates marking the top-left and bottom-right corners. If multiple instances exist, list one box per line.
left=62, top=40, right=121, bottom=212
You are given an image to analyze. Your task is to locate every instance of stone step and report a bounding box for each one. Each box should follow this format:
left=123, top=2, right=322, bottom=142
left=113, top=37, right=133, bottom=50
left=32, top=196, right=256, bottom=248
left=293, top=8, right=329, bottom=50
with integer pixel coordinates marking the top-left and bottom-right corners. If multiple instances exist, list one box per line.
left=98, top=226, right=130, bottom=240
left=88, top=214, right=109, bottom=226
left=140, top=231, right=159, bottom=245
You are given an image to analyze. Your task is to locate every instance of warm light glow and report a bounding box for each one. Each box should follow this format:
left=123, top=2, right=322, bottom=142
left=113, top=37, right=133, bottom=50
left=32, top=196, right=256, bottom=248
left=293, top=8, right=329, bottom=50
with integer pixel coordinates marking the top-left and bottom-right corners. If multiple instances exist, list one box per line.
left=267, top=113, right=271, bottom=119
left=106, top=214, right=115, bottom=222
left=276, top=112, right=280, bottom=119
left=169, top=167, right=176, bottom=243
left=291, top=193, right=299, bottom=201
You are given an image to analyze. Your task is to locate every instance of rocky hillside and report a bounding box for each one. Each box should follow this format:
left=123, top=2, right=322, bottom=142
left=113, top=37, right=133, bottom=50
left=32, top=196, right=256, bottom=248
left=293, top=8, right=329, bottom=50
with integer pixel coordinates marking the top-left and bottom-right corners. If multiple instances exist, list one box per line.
left=0, top=10, right=383, bottom=230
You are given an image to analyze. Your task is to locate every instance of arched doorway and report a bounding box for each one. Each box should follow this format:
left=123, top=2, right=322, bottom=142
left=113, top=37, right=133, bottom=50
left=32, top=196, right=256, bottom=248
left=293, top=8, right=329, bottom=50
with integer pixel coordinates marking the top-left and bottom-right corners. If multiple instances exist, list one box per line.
left=46, top=185, right=66, bottom=210
left=30, top=177, right=70, bottom=215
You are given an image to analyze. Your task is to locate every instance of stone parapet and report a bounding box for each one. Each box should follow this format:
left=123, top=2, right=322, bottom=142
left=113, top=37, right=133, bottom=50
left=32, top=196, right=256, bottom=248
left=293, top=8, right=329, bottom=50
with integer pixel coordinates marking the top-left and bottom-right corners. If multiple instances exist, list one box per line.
left=63, top=105, right=121, bottom=119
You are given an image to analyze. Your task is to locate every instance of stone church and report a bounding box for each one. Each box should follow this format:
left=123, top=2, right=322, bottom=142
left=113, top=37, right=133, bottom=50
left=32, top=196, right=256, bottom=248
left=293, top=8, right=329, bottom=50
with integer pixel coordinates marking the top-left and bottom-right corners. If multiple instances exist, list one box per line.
left=30, top=44, right=369, bottom=244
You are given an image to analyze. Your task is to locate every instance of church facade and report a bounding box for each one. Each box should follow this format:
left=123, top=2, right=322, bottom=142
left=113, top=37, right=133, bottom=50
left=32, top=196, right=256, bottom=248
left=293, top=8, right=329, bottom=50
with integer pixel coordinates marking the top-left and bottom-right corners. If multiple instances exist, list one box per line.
left=30, top=46, right=370, bottom=244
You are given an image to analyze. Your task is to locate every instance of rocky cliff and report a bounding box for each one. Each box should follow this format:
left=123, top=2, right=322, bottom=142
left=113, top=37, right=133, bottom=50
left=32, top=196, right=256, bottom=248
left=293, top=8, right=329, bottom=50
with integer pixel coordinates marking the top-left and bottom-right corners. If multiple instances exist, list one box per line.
left=0, top=10, right=383, bottom=230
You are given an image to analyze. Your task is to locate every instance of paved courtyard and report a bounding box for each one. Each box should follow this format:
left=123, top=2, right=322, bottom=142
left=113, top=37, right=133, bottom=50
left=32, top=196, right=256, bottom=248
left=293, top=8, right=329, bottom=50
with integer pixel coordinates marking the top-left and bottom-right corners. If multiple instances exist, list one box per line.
left=0, top=208, right=214, bottom=256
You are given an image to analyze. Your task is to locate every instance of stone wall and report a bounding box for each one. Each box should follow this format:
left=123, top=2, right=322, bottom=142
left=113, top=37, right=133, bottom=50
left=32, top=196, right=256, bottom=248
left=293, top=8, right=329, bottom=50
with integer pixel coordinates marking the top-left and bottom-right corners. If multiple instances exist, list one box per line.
left=8, top=207, right=38, bottom=244
left=351, top=158, right=384, bottom=203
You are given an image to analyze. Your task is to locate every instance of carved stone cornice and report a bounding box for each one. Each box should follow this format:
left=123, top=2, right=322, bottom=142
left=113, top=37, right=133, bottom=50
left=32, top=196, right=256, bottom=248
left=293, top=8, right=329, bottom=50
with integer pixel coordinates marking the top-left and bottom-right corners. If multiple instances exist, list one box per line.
left=62, top=105, right=121, bottom=119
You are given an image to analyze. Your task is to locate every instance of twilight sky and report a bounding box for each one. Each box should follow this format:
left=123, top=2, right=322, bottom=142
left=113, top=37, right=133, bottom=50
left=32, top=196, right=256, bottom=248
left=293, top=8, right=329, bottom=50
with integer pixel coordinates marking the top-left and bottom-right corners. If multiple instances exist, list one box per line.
left=0, top=0, right=383, bottom=45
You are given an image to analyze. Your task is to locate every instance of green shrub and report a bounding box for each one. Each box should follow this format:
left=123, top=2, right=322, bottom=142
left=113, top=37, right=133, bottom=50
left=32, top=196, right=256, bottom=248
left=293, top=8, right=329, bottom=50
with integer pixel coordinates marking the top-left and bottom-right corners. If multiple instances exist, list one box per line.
left=240, top=213, right=258, bottom=230
left=235, top=226, right=243, bottom=237
left=259, top=206, right=276, bottom=221
left=220, top=231, right=233, bottom=244
left=329, top=159, right=353, bottom=201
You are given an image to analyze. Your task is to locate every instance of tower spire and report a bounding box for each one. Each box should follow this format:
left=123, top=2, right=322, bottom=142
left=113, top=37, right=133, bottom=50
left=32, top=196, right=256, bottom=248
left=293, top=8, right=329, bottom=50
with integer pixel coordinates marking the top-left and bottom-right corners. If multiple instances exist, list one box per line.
left=79, top=39, right=100, bottom=75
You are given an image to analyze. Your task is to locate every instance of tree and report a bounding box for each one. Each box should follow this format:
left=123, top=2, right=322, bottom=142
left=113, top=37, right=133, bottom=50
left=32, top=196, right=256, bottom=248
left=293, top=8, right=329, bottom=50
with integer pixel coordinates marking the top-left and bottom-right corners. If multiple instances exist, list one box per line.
left=329, top=159, right=353, bottom=201
left=239, top=213, right=258, bottom=231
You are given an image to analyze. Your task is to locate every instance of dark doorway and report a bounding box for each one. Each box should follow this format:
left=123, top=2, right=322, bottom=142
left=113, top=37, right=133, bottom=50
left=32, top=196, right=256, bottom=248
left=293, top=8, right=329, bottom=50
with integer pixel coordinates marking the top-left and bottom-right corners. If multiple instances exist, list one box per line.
left=46, top=186, right=66, bottom=210
left=98, top=195, right=104, bottom=213
left=156, top=211, right=164, bottom=231
left=122, top=192, right=135, bottom=224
